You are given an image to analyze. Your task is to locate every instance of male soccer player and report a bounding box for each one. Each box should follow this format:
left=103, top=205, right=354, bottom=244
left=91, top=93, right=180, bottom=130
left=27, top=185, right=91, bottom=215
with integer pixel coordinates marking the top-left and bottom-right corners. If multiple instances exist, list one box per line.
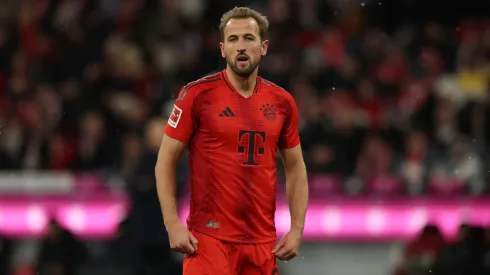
left=155, top=7, right=309, bottom=275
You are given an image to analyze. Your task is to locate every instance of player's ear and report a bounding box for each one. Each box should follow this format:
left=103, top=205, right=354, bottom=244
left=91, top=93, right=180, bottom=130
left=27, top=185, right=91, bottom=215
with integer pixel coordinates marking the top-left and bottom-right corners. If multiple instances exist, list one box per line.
left=261, top=39, right=269, bottom=56
left=219, top=42, right=226, bottom=58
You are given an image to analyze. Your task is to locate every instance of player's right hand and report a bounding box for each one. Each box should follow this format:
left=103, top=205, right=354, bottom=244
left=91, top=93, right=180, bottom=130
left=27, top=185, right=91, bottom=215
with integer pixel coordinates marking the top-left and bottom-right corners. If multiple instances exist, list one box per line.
left=167, top=222, right=199, bottom=254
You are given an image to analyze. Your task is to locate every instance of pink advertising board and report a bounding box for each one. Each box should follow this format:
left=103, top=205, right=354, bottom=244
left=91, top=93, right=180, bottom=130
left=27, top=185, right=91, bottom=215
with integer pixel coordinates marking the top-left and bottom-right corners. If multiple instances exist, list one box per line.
left=1, top=194, right=489, bottom=240
left=0, top=194, right=129, bottom=239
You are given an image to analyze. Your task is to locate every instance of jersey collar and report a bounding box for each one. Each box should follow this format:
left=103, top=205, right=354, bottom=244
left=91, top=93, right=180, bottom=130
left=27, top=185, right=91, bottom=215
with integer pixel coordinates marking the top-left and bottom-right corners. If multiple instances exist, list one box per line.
left=221, top=69, right=261, bottom=96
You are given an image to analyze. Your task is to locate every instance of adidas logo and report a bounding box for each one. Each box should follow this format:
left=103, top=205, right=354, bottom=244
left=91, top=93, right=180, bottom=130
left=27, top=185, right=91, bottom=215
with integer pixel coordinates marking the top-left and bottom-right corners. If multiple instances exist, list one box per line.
left=218, top=107, right=235, bottom=117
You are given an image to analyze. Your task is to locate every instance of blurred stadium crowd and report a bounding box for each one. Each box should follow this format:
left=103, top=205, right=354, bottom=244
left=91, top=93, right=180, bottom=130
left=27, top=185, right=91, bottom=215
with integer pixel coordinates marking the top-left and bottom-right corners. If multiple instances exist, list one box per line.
left=0, top=0, right=490, bottom=275
left=2, top=0, right=490, bottom=196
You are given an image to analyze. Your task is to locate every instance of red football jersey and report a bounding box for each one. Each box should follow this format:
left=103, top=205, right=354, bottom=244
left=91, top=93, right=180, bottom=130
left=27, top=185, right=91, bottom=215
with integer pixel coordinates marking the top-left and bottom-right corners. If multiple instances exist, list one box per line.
left=164, top=70, right=300, bottom=243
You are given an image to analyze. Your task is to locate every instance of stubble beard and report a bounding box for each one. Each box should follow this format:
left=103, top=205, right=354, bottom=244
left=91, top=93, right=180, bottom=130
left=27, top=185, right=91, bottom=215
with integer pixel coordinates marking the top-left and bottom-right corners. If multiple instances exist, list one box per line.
left=226, top=57, right=260, bottom=78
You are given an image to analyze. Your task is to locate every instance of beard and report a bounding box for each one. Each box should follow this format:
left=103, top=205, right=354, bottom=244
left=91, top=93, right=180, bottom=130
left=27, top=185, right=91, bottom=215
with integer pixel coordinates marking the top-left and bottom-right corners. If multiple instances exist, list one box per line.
left=226, top=56, right=260, bottom=77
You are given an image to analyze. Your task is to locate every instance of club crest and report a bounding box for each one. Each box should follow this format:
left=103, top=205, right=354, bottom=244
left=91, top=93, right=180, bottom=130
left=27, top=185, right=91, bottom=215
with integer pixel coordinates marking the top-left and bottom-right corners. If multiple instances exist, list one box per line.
left=260, top=104, right=276, bottom=121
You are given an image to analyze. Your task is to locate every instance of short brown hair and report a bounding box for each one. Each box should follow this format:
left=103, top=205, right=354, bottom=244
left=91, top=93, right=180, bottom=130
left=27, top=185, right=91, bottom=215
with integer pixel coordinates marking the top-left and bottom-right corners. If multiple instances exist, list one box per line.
left=219, top=7, right=269, bottom=41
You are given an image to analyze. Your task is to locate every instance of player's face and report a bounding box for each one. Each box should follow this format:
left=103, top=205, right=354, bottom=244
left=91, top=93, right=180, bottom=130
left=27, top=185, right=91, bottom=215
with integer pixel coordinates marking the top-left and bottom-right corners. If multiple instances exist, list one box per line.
left=220, top=18, right=268, bottom=77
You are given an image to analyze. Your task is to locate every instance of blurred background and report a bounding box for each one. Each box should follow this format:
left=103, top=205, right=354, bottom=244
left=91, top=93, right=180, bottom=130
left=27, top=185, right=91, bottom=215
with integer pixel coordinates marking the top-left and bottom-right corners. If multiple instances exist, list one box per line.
left=1, top=0, right=490, bottom=275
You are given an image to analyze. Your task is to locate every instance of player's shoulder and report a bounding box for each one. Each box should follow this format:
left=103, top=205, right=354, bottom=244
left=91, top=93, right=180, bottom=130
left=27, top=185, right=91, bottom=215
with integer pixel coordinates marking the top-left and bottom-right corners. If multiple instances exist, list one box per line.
left=184, top=72, right=222, bottom=89
left=259, top=77, right=295, bottom=102
left=176, top=72, right=222, bottom=102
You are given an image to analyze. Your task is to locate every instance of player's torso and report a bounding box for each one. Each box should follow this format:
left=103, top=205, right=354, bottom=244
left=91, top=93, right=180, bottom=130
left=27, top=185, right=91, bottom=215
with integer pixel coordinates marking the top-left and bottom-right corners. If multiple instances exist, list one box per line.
left=197, top=83, right=286, bottom=169
left=186, top=76, right=288, bottom=241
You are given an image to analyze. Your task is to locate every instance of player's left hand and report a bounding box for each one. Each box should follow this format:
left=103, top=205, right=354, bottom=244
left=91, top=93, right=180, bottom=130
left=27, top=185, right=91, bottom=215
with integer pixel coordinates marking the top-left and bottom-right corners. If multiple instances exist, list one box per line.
left=271, top=229, right=303, bottom=261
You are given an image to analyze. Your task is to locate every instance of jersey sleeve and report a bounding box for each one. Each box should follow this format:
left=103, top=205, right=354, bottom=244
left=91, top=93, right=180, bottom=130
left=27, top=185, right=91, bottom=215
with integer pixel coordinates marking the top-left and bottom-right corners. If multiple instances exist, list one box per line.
left=163, top=87, right=198, bottom=144
left=279, top=94, right=301, bottom=149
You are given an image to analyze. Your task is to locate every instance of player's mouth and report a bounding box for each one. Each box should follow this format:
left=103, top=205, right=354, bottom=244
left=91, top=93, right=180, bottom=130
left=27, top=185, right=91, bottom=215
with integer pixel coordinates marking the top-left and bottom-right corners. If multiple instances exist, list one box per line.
left=236, top=55, right=249, bottom=64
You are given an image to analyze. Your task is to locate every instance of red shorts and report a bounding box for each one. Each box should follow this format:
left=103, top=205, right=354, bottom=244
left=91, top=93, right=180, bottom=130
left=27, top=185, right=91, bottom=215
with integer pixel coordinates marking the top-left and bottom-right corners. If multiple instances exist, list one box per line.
left=183, top=230, right=279, bottom=275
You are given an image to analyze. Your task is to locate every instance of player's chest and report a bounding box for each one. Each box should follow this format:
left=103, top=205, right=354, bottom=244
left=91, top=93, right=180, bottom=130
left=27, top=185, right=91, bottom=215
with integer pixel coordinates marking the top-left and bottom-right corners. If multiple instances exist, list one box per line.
left=199, top=96, right=285, bottom=142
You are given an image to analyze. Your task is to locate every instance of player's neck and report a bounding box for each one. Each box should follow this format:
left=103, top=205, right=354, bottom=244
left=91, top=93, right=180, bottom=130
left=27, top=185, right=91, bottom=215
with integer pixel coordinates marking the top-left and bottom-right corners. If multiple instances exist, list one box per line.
left=225, top=67, right=257, bottom=97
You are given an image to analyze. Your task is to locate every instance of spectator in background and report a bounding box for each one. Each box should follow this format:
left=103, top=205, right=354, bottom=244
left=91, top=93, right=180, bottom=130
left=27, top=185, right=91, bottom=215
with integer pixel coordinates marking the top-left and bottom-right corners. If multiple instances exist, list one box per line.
left=0, top=117, right=25, bottom=169
left=431, top=224, right=487, bottom=275
left=467, top=226, right=487, bottom=274
left=323, top=91, right=365, bottom=178
left=37, top=220, right=87, bottom=275
left=126, top=118, right=182, bottom=275
left=432, top=97, right=459, bottom=148
left=483, top=227, right=490, bottom=273
left=306, top=143, right=338, bottom=174
left=355, top=134, right=395, bottom=185
left=0, top=235, right=13, bottom=275
left=399, top=131, right=432, bottom=195
left=456, top=29, right=490, bottom=101
left=119, top=133, right=143, bottom=179
left=430, top=137, right=484, bottom=194
left=72, top=111, right=113, bottom=171
left=104, top=219, right=131, bottom=275
left=394, top=224, right=445, bottom=275
left=355, top=79, right=386, bottom=128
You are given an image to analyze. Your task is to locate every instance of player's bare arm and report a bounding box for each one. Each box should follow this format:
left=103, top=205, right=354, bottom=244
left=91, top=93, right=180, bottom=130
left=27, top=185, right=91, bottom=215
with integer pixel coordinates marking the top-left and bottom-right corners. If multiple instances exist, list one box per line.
left=281, top=144, right=308, bottom=232
left=155, top=134, right=185, bottom=227
left=272, top=144, right=309, bottom=261
left=155, top=134, right=198, bottom=254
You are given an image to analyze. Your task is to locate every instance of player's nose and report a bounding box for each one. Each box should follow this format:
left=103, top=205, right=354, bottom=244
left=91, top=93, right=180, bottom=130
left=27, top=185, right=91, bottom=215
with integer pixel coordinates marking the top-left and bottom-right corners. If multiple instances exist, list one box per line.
left=236, top=40, right=247, bottom=52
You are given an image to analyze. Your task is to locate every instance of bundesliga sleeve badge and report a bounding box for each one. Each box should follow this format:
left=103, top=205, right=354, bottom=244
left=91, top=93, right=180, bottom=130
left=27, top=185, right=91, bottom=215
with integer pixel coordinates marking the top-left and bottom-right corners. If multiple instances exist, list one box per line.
left=168, top=105, right=183, bottom=128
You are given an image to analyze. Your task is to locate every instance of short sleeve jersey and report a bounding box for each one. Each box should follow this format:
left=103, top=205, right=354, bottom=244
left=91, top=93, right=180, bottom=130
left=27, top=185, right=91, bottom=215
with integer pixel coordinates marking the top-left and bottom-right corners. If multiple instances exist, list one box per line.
left=164, top=70, right=300, bottom=243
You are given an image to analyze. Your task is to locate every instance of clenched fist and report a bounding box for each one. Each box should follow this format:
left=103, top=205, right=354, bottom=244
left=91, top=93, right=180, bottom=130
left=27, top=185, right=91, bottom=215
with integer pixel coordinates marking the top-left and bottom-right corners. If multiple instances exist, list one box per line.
left=271, top=229, right=303, bottom=261
left=167, top=222, right=199, bottom=254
